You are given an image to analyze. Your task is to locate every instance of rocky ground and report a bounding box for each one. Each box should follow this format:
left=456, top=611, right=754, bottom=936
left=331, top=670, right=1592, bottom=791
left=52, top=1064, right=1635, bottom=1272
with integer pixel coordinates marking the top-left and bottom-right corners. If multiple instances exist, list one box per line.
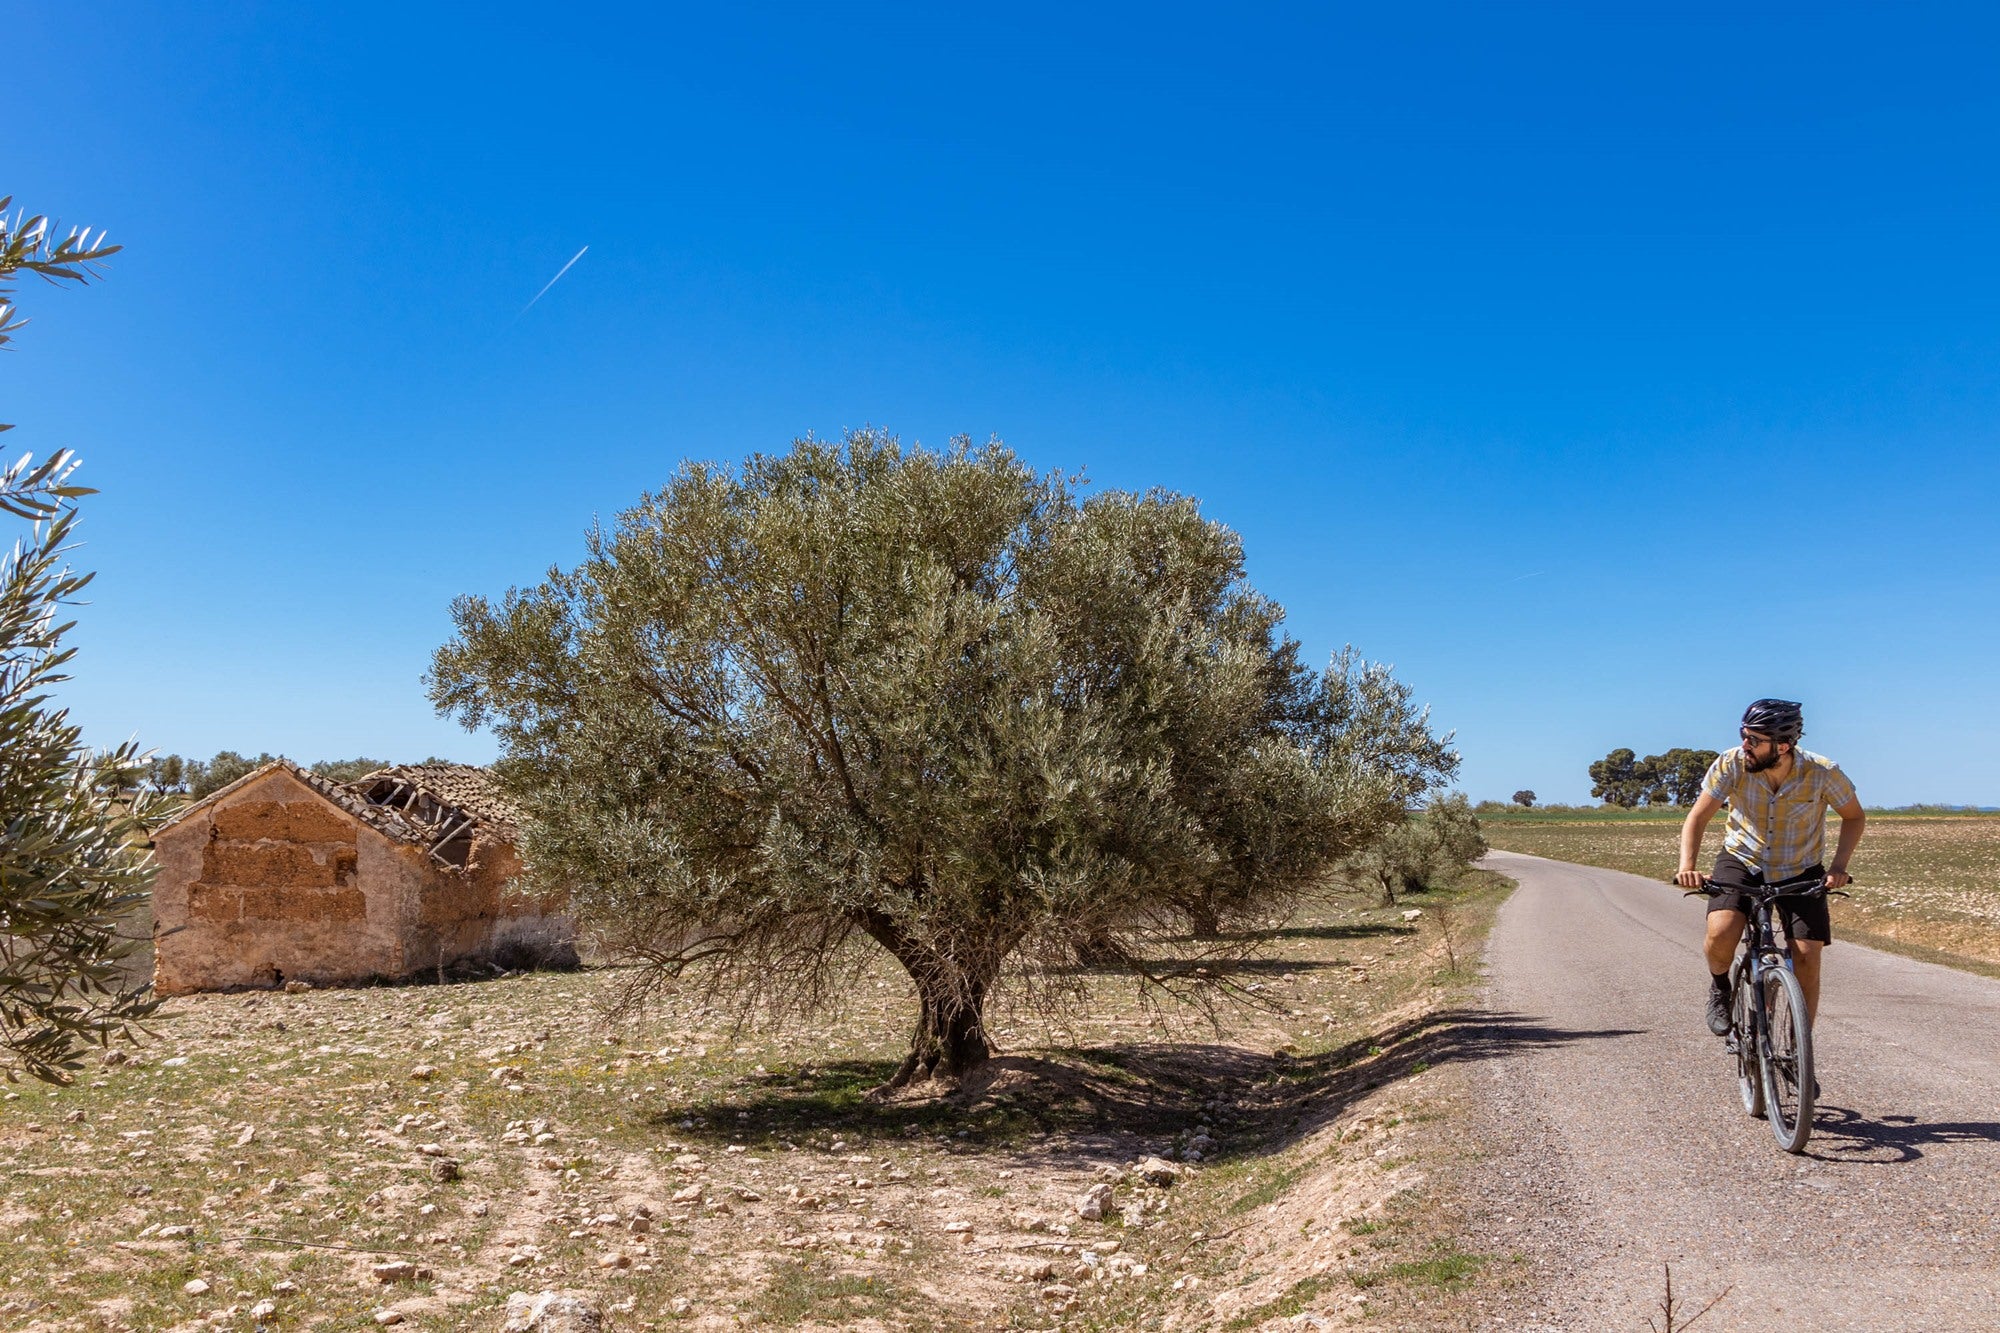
left=1, top=871, right=1526, bottom=1331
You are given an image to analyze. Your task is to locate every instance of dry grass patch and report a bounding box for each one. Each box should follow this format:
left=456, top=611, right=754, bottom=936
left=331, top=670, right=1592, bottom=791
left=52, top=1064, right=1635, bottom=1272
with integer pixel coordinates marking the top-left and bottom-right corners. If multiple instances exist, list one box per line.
left=2, top=871, right=1517, bottom=1331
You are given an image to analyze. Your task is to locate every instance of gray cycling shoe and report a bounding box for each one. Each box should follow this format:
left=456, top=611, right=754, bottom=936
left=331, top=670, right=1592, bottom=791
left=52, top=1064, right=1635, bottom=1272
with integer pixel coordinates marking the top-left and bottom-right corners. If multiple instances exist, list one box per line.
left=1706, top=986, right=1731, bottom=1036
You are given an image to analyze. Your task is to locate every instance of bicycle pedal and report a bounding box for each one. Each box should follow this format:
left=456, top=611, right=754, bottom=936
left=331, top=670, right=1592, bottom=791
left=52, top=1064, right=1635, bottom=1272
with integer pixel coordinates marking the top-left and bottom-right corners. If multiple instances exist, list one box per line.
left=1724, top=1033, right=1740, bottom=1055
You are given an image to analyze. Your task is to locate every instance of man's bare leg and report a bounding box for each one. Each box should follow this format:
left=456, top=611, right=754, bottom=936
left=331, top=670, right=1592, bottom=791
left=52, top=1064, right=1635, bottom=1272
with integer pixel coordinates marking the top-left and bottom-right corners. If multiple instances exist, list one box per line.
left=1791, top=938, right=1823, bottom=1025
left=1704, top=910, right=1748, bottom=976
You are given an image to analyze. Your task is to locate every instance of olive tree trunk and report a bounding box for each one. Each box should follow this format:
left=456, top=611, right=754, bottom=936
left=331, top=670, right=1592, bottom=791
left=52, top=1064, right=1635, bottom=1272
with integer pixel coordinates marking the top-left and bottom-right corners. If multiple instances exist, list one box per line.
left=1188, top=902, right=1223, bottom=940
left=880, top=973, right=993, bottom=1092
left=862, top=913, right=999, bottom=1094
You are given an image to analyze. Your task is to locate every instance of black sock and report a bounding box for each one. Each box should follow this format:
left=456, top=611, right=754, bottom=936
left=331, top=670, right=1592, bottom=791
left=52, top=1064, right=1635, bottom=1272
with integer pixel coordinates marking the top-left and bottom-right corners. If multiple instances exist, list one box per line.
left=1710, top=971, right=1731, bottom=990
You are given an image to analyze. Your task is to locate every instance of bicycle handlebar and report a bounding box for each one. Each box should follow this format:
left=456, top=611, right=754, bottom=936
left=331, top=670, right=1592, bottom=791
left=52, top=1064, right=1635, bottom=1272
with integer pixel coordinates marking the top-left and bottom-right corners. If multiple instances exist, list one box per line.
left=1677, top=876, right=1849, bottom=899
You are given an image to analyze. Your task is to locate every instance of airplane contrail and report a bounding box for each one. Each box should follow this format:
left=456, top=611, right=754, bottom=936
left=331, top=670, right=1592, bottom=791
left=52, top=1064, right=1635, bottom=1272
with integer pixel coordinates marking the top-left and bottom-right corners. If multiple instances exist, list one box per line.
left=518, top=245, right=589, bottom=316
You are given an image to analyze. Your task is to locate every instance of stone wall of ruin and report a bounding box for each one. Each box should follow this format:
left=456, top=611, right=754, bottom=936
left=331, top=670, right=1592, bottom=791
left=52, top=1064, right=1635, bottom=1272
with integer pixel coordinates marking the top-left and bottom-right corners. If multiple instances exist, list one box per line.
left=403, top=838, right=575, bottom=973
left=152, top=768, right=401, bottom=994
left=152, top=767, right=574, bottom=994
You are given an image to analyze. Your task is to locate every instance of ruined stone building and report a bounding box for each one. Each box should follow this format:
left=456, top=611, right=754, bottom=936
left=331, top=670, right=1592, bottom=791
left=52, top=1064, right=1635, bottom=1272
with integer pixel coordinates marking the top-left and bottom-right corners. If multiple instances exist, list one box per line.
left=151, top=759, right=573, bottom=994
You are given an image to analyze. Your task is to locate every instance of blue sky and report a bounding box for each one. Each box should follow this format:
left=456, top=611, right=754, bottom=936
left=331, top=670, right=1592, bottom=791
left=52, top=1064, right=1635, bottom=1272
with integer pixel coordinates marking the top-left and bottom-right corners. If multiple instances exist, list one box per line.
left=9, top=3, right=1997, bottom=805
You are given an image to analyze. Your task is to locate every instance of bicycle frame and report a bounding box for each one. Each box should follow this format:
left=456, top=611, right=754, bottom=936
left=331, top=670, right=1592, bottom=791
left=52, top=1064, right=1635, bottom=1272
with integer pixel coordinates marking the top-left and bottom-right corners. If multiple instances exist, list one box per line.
left=1689, top=872, right=1841, bottom=1151
left=1729, top=890, right=1795, bottom=1065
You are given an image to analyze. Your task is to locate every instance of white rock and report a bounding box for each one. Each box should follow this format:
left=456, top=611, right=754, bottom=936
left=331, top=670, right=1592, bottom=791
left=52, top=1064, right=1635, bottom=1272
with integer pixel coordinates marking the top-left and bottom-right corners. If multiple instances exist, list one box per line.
left=251, top=1300, right=277, bottom=1318
left=183, top=1278, right=211, bottom=1296
left=373, top=1311, right=404, bottom=1326
left=1134, top=1155, right=1183, bottom=1186
left=1076, top=1183, right=1115, bottom=1221
left=1402, top=908, right=1423, bottom=920
left=371, top=1261, right=418, bottom=1284
left=501, top=1291, right=605, bottom=1332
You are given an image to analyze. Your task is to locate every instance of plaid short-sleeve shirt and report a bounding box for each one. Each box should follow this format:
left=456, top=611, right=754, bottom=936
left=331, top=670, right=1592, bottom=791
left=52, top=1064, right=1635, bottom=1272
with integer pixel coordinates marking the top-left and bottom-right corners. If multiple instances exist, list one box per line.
left=1701, top=747, right=1859, bottom=879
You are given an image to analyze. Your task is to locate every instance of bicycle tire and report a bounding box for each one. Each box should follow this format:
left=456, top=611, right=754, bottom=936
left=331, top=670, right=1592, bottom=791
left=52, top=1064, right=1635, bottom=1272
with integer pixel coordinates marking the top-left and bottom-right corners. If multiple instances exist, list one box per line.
left=1760, top=964, right=1814, bottom=1152
left=1731, top=955, right=1764, bottom=1119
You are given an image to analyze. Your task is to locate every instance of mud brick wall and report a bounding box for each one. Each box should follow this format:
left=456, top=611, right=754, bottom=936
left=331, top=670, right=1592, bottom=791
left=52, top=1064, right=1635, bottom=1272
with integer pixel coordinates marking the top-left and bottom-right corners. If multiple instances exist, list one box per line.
left=152, top=763, right=574, bottom=994
left=404, top=839, right=575, bottom=972
left=153, top=768, right=402, bottom=993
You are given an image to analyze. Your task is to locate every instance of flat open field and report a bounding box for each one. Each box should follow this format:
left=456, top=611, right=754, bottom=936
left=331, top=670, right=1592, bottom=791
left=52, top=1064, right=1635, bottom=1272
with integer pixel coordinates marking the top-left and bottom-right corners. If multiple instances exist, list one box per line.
left=1482, top=812, right=2000, bottom=974
left=3, top=873, right=1526, bottom=1332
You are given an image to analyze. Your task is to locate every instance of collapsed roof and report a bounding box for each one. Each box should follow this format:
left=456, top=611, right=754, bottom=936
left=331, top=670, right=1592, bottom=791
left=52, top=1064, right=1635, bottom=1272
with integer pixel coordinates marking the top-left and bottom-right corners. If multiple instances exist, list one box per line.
left=155, top=759, right=520, bottom=869
left=349, top=764, right=521, bottom=867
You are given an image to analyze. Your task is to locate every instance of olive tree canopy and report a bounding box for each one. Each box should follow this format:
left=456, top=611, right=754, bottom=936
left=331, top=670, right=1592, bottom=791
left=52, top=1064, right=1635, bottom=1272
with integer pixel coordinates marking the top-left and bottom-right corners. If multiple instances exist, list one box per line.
left=431, top=433, right=1456, bottom=1089
left=1, top=199, right=160, bottom=1084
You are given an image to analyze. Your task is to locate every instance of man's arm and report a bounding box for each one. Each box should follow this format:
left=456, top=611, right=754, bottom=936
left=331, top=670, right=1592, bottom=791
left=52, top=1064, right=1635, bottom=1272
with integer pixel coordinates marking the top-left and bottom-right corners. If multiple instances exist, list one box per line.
left=1827, top=797, right=1865, bottom=889
left=1675, top=791, right=1725, bottom=888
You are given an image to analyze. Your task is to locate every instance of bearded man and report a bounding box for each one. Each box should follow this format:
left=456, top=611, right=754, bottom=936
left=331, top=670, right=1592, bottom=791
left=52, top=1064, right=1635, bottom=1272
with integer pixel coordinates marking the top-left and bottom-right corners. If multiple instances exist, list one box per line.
left=1673, top=699, right=1866, bottom=1034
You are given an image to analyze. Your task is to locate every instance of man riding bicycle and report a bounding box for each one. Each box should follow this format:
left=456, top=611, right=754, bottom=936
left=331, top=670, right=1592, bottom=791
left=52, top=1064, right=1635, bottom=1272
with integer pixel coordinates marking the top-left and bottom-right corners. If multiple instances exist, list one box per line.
left=1674, top=699, right=1867, bottom=1037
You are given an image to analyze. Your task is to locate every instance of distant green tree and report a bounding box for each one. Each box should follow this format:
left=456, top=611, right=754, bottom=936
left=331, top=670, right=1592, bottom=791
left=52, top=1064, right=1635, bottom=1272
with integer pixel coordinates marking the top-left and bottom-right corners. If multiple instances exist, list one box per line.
left=186, top=750, right=277, bottom=799
left=1645, top=747, right=1718, bottom=805
left=431, top=432, right=1458, bottom=1090
left=309, top=757, right=390, bottom=785
left=1344, top=793, right=1488, bottom=906
left=149, top=753, right=186, bottom=792
left=0, top=198, right=159, bottom=1084
left=1512, top=789, right=1535, bottom=808
left=1592, top=747, right=1718, bottom=807
left=1589, top=747, right=1643, bottom=807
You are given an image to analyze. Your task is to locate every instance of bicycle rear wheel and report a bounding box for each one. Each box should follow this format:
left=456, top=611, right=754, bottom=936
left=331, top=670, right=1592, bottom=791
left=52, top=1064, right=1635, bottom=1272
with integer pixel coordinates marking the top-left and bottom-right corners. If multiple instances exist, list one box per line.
left=1760, top=964, right=1814, bottom=1152
left=1731, top=956, right=1764, bottom=1118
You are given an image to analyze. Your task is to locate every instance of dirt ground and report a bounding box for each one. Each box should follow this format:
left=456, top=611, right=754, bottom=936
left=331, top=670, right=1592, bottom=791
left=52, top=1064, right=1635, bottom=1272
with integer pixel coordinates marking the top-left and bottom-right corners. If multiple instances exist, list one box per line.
left=2, top=872, right=1527, bottom=1332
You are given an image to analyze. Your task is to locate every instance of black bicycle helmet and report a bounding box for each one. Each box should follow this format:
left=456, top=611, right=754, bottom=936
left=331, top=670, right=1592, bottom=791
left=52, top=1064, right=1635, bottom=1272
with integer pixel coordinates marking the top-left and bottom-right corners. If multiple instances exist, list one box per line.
left=1741, top=698, right=1804, bottom=745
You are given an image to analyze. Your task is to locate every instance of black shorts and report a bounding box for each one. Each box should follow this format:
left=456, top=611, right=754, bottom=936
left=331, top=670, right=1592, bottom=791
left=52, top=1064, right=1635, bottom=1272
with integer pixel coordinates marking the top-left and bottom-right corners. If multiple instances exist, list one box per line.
left=1706, top=853, right=1832, bottom=944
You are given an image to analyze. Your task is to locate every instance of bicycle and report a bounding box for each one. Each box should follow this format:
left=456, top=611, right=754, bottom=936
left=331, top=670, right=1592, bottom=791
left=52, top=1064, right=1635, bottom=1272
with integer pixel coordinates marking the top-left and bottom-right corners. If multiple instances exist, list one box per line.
left=1683, top=873, right=1845, bottom=1153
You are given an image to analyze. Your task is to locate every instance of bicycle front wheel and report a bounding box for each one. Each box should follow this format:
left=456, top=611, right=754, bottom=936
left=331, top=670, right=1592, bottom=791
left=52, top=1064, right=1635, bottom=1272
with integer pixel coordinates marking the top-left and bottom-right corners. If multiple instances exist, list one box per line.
left=1760, top=965, right=1814, bottom=1152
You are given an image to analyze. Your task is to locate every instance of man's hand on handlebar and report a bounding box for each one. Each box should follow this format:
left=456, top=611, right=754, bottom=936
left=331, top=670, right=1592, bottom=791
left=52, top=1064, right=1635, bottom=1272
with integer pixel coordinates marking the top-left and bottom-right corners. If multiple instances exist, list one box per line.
left=1827, top=869, right=1853, bottom=891
left=1674, top=868, right=1709, bottom=890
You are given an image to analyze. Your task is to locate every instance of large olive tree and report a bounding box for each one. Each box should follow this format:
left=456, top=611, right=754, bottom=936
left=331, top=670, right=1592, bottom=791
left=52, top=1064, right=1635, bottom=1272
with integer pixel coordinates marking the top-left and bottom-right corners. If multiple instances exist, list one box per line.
left=431, top=432, right=1455, bottom=1089
left=0, top=199, right=161, bottom=1084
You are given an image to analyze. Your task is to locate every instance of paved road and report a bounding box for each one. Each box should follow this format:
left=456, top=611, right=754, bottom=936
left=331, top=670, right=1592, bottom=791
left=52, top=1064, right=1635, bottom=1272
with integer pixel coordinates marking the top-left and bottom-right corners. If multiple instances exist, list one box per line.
left=1467, top=850, right=2000, bottom=1332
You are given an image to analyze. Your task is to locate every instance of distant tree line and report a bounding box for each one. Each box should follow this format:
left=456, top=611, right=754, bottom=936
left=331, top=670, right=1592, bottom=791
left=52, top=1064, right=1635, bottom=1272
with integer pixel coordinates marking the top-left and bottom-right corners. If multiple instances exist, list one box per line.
left=1588, top=747, right=1719, bottom=808
left=143, top=753, right=451, bottom=801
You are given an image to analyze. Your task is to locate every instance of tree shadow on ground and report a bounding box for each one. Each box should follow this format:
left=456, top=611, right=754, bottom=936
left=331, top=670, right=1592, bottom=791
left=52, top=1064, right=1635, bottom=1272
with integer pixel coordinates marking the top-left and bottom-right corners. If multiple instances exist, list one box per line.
left=1805, top=1106, right=2000, bottom=1165
left=1267, top=923, right=1417, bottom=942
left=644, top=1008, right=1640, bottom=1165
left=1131, top=956, right=1346, bottom=978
